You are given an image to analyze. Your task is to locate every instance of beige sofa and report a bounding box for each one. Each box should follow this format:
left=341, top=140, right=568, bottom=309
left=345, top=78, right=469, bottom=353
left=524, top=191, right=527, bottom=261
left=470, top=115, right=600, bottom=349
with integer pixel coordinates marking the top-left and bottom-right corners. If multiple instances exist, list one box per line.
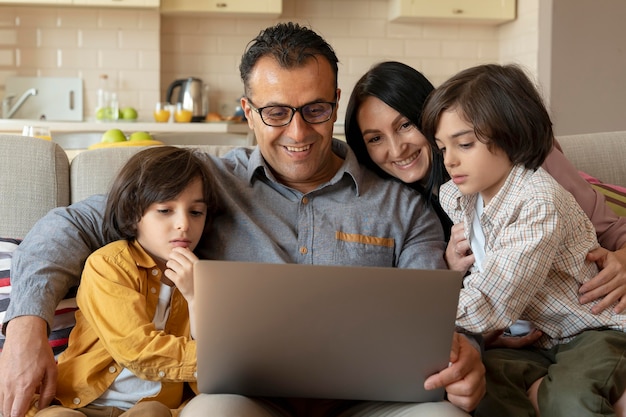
left=2, top=130, right=626, bottom=238
left=1, top=130, right=626, bottom=363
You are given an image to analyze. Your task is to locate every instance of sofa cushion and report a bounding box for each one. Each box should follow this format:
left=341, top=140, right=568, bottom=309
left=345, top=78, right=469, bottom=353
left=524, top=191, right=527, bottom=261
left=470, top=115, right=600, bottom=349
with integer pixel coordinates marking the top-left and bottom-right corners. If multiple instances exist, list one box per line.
left=558, top=131, right=626, bottom=187
left=0, top=237, right=77, bottom=358
left=0, top=135, right=70, bottom=238
left=70, top=145, right=240, bottom=203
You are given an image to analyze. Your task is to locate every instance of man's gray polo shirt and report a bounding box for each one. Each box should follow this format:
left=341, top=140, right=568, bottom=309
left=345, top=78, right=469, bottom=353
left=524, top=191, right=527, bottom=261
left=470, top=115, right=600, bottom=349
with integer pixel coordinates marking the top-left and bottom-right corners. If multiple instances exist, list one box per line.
left=200, top=139, right=446, bottom=270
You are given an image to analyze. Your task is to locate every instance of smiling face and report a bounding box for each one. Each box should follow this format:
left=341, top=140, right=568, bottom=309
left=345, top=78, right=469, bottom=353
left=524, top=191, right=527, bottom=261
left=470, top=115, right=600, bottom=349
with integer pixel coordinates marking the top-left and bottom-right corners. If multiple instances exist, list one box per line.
left=136, top=177, right=207, bottom=270
left=241, top=55, right=342, bottom=193
left=435, top=108, right=512, bottom=205
left=357, top=96, right=432, bottom=185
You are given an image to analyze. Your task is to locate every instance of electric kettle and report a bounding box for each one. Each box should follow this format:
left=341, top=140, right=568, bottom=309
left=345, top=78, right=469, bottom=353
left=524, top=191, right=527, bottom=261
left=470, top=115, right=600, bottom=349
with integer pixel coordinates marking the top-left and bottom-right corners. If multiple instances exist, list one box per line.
left=165, top=77, right=208, bottom=122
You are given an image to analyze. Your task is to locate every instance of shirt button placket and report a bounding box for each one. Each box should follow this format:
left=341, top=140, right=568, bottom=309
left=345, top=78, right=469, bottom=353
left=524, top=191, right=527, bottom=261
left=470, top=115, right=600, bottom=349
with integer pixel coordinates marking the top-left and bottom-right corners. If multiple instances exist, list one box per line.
left=298, top=196, right=312, bottom=261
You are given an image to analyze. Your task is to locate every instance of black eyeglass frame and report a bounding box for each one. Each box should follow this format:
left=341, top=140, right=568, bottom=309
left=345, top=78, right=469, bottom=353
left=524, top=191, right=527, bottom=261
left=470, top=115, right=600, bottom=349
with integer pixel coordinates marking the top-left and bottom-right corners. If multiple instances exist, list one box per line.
left=246, top=97, right=338, bottom=127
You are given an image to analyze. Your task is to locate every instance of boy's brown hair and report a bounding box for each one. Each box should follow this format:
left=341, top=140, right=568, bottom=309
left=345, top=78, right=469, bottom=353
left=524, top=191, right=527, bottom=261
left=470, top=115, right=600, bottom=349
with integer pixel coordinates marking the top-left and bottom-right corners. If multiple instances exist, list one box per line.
left=421, top=63, right=554, bottom=170
left=103, top=146, right=222, bottom=241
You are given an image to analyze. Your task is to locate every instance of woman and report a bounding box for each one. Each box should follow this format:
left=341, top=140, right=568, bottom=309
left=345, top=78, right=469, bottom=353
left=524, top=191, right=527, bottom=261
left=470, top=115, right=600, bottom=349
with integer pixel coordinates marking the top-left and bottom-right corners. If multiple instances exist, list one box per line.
left=344, top=62, right=452, bottom=245
left=345, top=60, right=626, bottom=315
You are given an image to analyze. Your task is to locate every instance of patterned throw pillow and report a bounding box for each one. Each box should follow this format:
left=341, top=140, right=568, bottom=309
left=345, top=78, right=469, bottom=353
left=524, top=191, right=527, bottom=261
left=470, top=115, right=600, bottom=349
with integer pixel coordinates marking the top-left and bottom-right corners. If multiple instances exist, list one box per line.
left=579, top=171, right=626, bottom=217
left=0, top=238, right=77, bottom=358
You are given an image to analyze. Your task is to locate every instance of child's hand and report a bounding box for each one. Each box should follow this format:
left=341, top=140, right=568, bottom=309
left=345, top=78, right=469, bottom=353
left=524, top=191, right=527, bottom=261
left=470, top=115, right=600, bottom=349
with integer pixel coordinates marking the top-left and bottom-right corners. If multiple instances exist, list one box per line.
left=164, top=247, right=198, bottom=303
left=445, top=223, right=475, bottom=273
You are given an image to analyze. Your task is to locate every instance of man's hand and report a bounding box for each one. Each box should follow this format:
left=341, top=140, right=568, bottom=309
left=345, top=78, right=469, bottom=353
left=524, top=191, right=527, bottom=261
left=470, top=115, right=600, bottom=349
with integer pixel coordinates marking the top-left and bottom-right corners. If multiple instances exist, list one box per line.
left=445, top=223, right=474, bottom=273
left=0, top=316, right=57, bottom=417
left=423, top=332, right=485, bottom=412
left=579, top=246, right=626, bottom=314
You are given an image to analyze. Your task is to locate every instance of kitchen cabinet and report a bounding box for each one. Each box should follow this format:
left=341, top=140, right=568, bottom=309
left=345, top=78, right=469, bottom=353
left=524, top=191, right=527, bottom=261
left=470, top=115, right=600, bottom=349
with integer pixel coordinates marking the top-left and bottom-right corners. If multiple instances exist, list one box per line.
left=0, top=0, right=157, bottom=5
left=0, top=0, right=72, bottom=4
left=388, top=0, right=516, bottom=25
left=72, top=0, right=159, bottom=7
left=160, top=0, right=281, bottom=17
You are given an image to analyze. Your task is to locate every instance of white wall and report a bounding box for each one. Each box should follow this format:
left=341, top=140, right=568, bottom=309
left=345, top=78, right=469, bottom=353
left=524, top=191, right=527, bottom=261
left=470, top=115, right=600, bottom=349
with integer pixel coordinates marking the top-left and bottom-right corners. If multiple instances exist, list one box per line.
left=161, top=0, right=511, bottom=126
left=541, top=0, right=626, bottom=135
left=3, top=0, right=623, bottom=135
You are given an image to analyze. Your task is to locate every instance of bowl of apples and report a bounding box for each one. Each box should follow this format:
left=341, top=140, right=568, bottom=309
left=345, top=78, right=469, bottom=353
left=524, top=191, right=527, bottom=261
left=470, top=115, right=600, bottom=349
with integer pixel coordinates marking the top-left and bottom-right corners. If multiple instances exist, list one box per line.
left=88, top=129, right=163, bottom=150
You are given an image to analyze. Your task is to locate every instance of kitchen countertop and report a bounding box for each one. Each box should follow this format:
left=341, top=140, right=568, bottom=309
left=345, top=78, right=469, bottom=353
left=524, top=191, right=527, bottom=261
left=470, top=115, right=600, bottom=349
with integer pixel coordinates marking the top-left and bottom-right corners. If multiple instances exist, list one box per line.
left=0, top=119, right=255, bottom=162
left=0, top=119, right=346, bottom=161
left=0, top=118, right=251, bottom=134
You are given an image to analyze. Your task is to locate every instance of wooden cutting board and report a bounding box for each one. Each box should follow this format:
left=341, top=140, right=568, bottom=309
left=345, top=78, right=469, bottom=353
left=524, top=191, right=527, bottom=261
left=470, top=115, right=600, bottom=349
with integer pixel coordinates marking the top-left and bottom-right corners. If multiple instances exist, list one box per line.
left=5, top=76, right=83, bottom=121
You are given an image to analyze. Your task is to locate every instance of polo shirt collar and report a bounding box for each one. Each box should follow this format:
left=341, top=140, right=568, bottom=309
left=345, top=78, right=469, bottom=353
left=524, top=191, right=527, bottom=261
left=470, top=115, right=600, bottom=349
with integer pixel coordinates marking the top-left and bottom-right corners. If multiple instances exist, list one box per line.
left=246, top=139, right=362, bottom=196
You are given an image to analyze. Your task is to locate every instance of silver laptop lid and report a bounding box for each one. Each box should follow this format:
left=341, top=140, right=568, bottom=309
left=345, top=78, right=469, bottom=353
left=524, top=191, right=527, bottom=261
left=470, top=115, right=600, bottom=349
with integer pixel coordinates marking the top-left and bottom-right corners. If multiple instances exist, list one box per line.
left=194, top=260, right=463, bottom=403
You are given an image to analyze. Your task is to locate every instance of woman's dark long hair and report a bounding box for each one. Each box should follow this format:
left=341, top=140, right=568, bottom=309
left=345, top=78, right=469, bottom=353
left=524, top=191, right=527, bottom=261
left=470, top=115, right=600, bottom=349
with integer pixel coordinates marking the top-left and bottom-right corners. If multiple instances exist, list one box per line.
left=345, top=61, right=449, bottom=198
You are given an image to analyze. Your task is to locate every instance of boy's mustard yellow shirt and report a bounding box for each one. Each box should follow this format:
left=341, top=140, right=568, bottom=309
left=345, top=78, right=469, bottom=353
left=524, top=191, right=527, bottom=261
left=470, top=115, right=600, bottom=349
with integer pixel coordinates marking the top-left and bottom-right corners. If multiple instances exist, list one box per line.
left=54, top=239, right=197, bottom=409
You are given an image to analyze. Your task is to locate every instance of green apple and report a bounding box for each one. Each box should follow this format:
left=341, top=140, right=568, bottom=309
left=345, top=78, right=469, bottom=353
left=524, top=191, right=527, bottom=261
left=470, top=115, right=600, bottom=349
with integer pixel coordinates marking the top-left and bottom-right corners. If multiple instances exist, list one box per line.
left=120, top=107, right=138, bottom=120
left=101, top=128, right=127, bottom=143
left=95, top=108, right=106, bottom=120
left=128, top=131, right=154, bottom=141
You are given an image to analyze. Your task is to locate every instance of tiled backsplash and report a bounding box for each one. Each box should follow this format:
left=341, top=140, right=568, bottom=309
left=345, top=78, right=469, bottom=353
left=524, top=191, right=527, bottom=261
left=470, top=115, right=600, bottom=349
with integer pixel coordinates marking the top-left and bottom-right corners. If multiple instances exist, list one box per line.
left=0, top=0, right=539, bottom=125
left=0, top=5, right=160, bottom=120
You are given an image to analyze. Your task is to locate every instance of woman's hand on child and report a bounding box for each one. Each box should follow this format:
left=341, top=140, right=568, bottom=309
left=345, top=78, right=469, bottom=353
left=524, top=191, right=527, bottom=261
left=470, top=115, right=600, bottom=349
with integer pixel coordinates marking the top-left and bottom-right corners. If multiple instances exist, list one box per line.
left=164, top=247, right=198, bottom=302
left=445, top=223, right=475, bottom=273
left=579, top=246, right=626, bottom=314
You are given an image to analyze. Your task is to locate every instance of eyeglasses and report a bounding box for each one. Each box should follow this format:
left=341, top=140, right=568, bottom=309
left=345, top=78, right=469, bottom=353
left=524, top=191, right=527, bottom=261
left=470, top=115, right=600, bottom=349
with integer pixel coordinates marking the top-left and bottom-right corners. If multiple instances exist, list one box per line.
left=247, top=98, right=337, bottom=127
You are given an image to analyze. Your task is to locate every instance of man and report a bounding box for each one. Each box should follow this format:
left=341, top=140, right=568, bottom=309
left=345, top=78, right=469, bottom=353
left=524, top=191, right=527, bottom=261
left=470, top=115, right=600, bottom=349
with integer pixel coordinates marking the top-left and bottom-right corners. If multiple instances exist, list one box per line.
left=0, top=23, right=485, bottom=417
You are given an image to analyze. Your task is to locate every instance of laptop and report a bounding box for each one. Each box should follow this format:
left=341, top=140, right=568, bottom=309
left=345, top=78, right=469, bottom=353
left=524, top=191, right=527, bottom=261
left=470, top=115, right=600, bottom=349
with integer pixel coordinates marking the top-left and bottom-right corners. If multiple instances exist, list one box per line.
left=193, top=260, right=463, bottom=403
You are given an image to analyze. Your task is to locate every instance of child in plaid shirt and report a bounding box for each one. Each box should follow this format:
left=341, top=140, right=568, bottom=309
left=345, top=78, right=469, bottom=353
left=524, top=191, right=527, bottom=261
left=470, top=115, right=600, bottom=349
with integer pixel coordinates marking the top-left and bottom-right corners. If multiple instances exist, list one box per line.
left=421, top=63, right=626, bottom=417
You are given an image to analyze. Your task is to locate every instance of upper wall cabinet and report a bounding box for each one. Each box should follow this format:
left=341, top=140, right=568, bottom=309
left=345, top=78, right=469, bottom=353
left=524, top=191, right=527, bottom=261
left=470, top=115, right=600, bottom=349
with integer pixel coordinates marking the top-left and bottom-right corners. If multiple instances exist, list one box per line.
left=0, top=0, right=158, bottom=6
left=389, top=0, right=516, bottom=25
left=72, top=0, right=159, bottom=7
left=160, top=0, right=281, bottom=17
left=0, top=0, right=72, bottom=4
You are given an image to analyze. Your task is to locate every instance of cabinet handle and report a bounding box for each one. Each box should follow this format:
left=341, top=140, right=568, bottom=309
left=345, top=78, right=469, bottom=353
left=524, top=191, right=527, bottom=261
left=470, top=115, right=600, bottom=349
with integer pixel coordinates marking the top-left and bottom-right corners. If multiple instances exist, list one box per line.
left=216, top=2, right=227, bottom=8
left=452, top=8, right=464, bottom=14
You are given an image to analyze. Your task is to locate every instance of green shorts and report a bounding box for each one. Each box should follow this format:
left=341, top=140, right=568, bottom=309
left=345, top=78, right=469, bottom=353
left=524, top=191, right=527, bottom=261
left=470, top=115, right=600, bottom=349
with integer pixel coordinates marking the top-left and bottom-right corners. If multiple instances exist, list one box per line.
left=475, top=329, right=626, bottom=417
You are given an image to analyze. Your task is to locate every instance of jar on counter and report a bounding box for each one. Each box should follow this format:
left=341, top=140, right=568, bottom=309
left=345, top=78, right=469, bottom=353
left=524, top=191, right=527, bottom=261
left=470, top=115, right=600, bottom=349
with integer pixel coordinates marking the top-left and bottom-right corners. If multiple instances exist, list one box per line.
left=95, top=74, right=119, bottom=122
